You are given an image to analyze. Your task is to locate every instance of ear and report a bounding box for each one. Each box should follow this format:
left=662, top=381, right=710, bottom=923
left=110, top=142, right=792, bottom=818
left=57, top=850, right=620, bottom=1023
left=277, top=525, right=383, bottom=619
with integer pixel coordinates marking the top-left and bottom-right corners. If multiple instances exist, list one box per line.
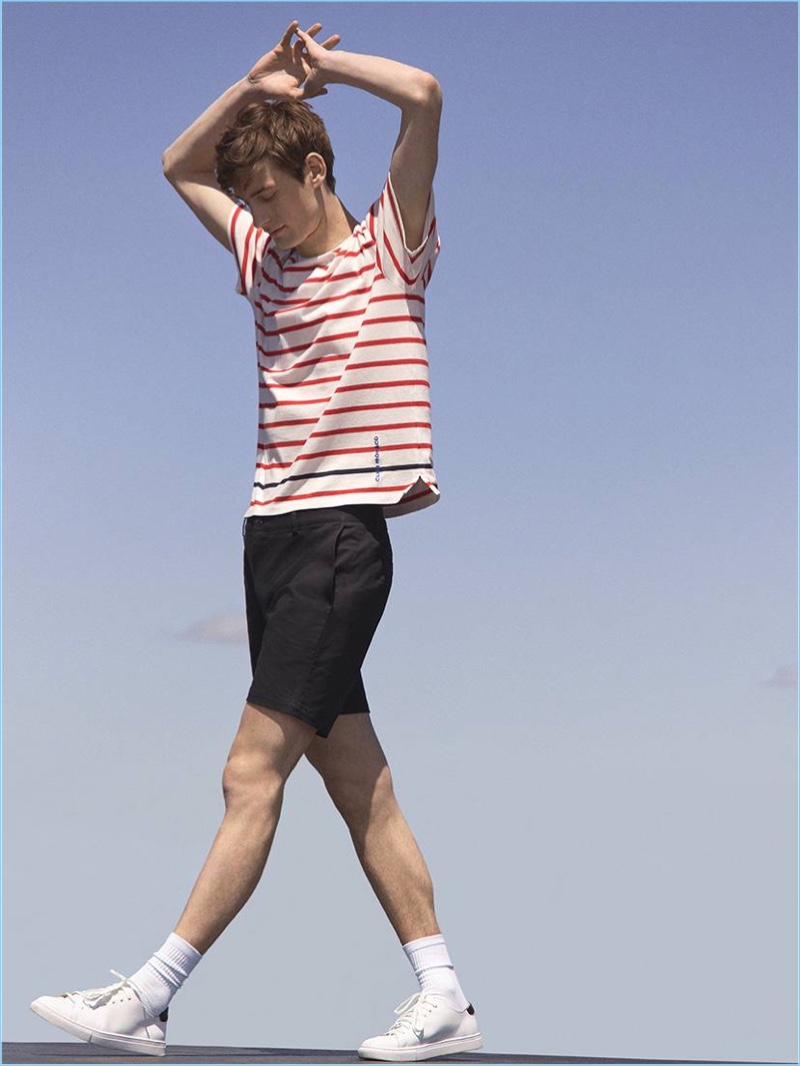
left=304, top=152, right=327, bottom=189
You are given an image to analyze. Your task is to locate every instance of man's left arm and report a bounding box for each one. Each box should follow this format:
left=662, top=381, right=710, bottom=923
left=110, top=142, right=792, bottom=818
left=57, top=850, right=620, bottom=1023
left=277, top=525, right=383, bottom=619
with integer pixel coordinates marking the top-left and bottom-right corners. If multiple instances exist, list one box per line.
left=294, top=28, right=442, bottom=249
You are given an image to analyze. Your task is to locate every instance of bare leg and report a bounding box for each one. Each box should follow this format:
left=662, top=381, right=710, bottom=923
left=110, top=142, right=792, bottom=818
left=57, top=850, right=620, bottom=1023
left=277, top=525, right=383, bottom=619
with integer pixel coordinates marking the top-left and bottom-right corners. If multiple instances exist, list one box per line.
left=175, top=702, right=316, bottom=954
left=304, top=713, right=440, bottom=945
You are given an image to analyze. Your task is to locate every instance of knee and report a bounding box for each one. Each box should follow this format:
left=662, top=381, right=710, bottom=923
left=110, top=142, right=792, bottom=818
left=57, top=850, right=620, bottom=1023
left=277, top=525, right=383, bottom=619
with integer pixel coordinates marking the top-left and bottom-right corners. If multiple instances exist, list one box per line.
left=324, top=764, right=396, bottom=828
left=221, top=752, right=284, bottom=813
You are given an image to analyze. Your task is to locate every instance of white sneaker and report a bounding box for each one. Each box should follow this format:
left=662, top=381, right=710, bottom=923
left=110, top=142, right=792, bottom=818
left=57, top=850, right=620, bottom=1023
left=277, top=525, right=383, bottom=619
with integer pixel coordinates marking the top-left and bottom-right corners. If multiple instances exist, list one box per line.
left=358, top=991, right=483, bottom=1061
left=30, top=970, right=167, bottom=1057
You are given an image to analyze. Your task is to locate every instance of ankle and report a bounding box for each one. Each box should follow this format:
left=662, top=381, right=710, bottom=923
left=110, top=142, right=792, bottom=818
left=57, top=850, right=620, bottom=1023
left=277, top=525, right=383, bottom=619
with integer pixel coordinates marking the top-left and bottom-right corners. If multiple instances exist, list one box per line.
left=403, top=934, right=470, bottom=1012
left=128, top=933, right=202, bottom=1017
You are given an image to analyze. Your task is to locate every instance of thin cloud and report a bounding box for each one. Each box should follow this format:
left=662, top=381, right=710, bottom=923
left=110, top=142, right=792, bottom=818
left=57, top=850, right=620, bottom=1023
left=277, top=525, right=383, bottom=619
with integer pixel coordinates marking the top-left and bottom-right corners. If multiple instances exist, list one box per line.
left=766, top=664, right=798, bottom=690
left=183, top=612, right=248, bottom=645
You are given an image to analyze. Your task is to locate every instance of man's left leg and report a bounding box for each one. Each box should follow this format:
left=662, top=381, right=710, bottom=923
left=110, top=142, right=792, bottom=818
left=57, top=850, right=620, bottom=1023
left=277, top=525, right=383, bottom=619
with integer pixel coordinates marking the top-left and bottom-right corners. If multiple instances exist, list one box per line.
left=304, top=712, right=483, bottom=1061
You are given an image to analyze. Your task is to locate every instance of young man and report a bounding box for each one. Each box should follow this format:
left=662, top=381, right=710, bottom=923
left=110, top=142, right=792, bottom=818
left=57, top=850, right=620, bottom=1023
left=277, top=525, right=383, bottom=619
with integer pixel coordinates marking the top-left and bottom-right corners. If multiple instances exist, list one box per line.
left=30, top=21, right=481, bottom=1062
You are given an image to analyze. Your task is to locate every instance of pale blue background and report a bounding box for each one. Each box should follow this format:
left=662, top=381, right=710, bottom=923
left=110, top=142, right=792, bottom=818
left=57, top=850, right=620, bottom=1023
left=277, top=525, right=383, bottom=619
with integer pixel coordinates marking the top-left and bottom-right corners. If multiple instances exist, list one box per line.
left=2, top=2, right=797, bottom=1061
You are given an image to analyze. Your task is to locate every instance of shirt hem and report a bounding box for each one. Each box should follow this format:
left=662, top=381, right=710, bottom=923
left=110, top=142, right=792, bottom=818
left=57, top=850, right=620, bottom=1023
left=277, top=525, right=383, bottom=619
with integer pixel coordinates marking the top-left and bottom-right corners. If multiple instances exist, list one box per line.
left=243, top=479, right=440, bottom=520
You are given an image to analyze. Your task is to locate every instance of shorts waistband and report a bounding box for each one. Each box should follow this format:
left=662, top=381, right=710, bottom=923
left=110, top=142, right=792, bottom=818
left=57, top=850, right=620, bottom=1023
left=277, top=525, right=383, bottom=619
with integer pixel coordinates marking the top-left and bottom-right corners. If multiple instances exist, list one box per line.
left=243, top=505, right=383, bottom=536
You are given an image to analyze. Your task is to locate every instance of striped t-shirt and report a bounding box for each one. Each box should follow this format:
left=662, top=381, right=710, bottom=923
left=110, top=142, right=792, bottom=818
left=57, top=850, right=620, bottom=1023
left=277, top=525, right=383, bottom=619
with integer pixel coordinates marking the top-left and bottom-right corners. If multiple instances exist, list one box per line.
left=228, top=175, right=441, bottom=519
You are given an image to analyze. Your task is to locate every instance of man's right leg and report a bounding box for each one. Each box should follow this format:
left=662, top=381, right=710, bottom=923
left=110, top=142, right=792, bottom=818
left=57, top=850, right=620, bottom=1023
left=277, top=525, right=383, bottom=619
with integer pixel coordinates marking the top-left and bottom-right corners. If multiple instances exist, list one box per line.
left=174, top=700, right=316, bottom=953
left=31, top=701, right=316, bottom=1056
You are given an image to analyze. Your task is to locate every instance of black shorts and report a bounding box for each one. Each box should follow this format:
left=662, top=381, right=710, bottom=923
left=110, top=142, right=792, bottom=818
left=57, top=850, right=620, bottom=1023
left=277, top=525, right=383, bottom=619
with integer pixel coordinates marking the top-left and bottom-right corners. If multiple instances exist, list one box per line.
left=242, top=505, right=393, bottom=738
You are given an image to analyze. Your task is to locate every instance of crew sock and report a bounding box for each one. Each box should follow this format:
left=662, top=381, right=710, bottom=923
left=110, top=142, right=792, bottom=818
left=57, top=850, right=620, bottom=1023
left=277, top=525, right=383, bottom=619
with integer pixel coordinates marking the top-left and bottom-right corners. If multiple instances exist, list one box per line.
left=403, top=934, right=470, bottom=1012
left=128, top=933, right=202, bottom=1018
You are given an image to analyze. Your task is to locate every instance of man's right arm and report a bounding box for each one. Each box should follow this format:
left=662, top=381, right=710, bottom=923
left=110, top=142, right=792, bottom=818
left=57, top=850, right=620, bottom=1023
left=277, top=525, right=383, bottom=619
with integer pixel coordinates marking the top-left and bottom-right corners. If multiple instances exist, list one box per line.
left=162, top=78, right=259, bottom=250
left=162, top=21, right=340, bottom=249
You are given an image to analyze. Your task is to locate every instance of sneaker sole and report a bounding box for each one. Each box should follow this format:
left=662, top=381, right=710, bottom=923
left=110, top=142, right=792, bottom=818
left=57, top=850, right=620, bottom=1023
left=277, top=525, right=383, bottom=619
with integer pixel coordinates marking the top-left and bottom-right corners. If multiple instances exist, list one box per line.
left=358, top=1031, right=483, bottom=1062
left=30, top=1000, right=166, bottom=1057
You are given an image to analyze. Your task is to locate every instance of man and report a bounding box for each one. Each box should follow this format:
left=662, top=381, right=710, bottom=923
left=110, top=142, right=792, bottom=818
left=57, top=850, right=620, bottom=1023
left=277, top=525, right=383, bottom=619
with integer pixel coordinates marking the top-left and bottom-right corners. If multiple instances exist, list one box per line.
left=31, top=21, right=481, bottom=1062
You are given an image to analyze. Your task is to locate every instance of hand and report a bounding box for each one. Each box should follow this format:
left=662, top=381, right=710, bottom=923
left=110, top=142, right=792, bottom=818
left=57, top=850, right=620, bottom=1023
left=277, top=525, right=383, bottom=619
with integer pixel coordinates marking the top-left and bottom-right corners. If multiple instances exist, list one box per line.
left=246, top=21, right=340, bottom=100
left=291, top=25, right=337, bottom=99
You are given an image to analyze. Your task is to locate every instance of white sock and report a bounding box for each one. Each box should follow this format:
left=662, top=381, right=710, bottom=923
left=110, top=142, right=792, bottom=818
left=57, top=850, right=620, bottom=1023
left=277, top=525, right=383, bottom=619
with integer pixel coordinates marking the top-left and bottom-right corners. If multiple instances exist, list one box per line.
left=403, top=934, right=470, bottom=1012
left=128, top=933, right=202, bottom=1017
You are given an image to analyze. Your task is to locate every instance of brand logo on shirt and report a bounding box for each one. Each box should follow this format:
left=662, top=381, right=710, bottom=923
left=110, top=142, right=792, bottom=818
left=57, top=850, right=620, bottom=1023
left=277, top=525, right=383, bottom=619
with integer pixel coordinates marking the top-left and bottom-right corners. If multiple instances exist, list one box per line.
left=374, top=436, right=381, bottom=482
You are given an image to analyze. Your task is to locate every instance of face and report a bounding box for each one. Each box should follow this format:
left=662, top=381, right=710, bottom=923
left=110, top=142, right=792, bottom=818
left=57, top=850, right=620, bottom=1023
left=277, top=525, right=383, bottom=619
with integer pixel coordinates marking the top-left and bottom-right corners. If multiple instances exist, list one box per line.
left=237, top=156, right=325, bottom=252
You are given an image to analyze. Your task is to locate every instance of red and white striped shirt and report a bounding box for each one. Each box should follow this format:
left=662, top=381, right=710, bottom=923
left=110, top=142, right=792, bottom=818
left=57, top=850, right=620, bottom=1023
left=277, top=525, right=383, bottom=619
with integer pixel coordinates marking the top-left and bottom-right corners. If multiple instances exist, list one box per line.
left=228, top=175, right=441, bottom=519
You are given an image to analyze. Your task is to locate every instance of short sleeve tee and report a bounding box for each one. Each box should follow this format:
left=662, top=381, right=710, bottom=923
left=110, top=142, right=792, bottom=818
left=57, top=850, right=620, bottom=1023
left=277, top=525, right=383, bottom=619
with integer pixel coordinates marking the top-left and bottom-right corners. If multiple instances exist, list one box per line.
left=228, top=175, right=441, bottom=519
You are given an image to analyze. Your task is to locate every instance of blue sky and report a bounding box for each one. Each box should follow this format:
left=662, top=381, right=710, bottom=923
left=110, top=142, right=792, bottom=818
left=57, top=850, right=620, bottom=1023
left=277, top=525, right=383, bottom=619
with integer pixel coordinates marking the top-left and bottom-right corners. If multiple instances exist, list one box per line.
left=2, top=2, right=797, bottom=1061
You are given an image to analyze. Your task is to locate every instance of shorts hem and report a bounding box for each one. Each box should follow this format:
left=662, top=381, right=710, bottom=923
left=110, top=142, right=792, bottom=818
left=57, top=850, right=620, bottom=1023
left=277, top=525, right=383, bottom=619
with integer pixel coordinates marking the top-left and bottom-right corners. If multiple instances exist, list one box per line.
left=246, top=690, right=334, bottom=738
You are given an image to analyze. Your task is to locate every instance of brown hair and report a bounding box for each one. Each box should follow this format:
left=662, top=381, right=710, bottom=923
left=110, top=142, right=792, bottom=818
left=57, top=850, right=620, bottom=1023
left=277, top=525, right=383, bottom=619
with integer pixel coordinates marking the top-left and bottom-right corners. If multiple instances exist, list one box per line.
left=215, top=100, right=336, bottom=196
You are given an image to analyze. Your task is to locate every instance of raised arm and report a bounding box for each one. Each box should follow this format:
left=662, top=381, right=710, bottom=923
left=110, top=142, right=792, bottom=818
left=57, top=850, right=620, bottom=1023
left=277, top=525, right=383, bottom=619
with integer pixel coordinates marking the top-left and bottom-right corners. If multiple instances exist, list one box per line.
left=294, top=29, right=442, bottom=249
left=162, top=21, right=339, bottom=248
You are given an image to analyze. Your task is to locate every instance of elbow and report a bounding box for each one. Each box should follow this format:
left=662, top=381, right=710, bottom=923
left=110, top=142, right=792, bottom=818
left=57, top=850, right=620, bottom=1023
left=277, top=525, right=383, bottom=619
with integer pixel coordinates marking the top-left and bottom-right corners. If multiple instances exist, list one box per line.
left=428, top=76, right=443, bottom=113
left=162, top=149, right=178, bottom=184
left=162, top=143, right=191, bottom=185
left=162, top=148, right=216, bottom=189
left=414, top=72, right=443, bottom=112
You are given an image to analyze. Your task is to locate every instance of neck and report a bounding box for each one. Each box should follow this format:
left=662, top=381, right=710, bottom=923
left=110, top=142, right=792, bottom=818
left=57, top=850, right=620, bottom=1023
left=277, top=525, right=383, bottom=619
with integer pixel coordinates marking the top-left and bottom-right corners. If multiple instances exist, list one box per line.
left=295, top=190, right=357, bottom=258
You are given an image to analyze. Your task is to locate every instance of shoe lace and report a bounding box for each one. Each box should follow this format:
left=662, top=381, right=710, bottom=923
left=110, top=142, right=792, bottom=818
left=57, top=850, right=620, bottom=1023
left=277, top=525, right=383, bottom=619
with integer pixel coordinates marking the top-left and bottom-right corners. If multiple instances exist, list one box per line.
left=72, top=970, right=133, bottom=1008
left=387, top=993, right=438, bottom=1038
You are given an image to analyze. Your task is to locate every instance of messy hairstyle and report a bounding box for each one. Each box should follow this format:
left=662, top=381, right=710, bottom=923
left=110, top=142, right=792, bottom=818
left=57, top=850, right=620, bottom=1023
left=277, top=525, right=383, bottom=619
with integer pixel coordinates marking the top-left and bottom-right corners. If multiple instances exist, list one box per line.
left=215, top=100, right=336, bottom=197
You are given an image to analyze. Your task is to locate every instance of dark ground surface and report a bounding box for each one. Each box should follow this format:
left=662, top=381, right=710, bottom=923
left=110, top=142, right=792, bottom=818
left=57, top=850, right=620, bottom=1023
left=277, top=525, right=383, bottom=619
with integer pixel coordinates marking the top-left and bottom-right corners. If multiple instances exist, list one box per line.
left=1, top=1045, right=772, bottom=1065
